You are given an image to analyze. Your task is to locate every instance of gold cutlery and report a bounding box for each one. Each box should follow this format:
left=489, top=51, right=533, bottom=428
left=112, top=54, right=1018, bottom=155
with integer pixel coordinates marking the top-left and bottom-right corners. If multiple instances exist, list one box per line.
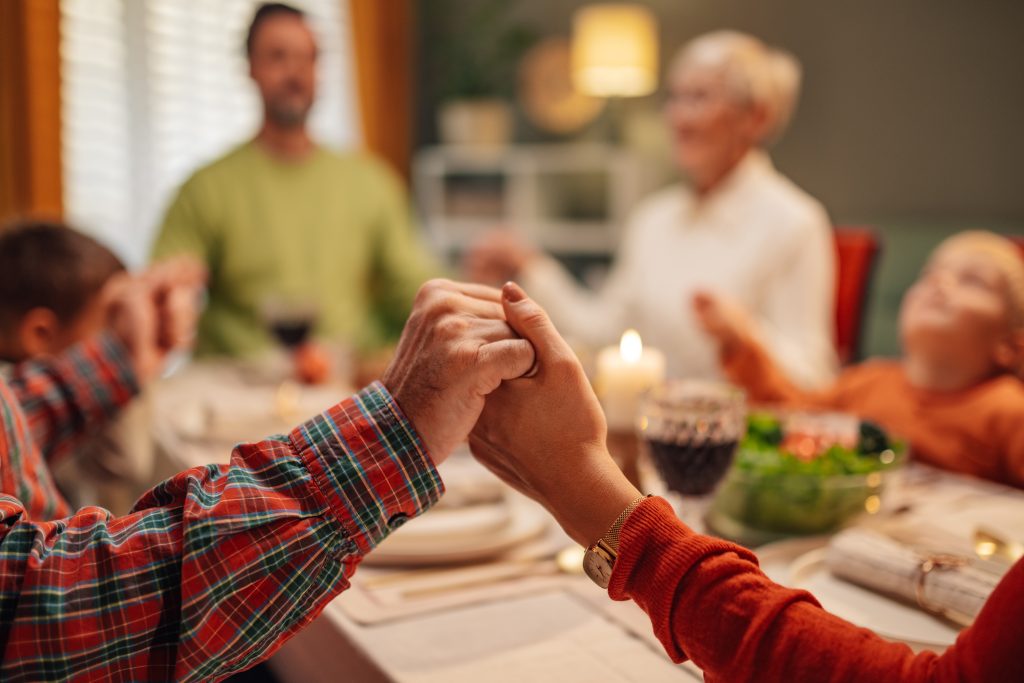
left=361, top=546, right=587, bottom=600
left=401, top=559, right=564, bottom=599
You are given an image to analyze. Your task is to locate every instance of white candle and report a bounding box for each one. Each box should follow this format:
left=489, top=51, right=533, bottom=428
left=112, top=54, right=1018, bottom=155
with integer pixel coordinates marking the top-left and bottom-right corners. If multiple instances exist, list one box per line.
left=596, top=329, right=666, bottom=431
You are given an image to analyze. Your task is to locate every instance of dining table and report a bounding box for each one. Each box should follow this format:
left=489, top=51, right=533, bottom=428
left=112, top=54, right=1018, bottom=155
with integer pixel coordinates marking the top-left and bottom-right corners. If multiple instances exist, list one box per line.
left=150, top=361, right=1024, bottom=682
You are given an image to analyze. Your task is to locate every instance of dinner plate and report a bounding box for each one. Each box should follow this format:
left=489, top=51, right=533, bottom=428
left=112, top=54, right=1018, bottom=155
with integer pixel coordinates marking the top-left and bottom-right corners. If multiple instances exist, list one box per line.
left=165, top=384, right=342, bottom=445
left=758, top=537, right=961, bottom=650
left=364, top=500, right=549, bottom=567
left=380, top=503, right=513, bottom=546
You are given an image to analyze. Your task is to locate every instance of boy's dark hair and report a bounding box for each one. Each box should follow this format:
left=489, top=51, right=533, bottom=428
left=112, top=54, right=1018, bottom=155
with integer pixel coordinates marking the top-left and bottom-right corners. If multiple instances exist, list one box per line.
left=0, top=219, right=126, bottom=333
left=246, top=2, right=305, bottom=56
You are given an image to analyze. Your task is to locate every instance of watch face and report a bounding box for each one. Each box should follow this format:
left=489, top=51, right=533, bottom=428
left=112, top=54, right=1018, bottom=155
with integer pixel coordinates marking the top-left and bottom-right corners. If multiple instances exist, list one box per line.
left=583, top=547, right=614, bottom=589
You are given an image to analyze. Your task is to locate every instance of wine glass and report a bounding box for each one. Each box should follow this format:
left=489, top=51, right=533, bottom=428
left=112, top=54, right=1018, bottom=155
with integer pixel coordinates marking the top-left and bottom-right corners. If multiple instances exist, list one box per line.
left=262, top=296, right=317, bottom=352
left=638, top=380, right=747, bottom=496
left=260, top=295, right=319, bottom=418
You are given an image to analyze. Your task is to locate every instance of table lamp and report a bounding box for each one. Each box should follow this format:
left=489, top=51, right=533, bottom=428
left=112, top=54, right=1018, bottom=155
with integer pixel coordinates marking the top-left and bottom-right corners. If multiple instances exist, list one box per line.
left=572, top=3, right=658, bottom=98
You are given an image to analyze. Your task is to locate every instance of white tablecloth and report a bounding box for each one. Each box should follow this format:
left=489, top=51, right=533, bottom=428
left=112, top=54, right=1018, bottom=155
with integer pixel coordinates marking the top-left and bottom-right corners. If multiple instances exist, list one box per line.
left=150, top=365, right=1022, bottom=683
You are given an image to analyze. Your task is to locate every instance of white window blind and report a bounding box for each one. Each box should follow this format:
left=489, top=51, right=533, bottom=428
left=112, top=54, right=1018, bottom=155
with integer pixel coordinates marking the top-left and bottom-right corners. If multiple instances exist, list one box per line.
left=60, top=0, right=360, bottom=266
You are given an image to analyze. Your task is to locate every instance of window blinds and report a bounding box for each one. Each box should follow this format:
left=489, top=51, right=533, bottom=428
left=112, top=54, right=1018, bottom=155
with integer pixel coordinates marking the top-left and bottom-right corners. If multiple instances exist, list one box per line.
left=60, top=0, right=360, bottom=265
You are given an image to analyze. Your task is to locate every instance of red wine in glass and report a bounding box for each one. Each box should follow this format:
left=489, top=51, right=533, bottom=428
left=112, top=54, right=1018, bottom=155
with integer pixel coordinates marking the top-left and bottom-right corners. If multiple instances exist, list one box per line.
left=639, top=381, right=747, bottom=496
left=646, top=437, right=740, bottom=495
left=262, top=297, right=318, bottom=351
left=270, top=317, right=313, bottom=350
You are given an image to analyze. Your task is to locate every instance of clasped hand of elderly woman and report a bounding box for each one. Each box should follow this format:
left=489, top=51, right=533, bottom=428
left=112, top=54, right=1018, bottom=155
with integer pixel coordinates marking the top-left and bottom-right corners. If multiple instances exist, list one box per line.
left=468, top=282, right=642, bottom=546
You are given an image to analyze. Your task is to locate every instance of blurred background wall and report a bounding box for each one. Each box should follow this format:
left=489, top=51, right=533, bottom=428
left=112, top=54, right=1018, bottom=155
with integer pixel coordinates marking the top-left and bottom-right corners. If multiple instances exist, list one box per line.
left=2, top=0, right=1022, bottom=358
left=415, top=0, right=1024, bottom=356
left=417, top=0, right=1024, bottom=221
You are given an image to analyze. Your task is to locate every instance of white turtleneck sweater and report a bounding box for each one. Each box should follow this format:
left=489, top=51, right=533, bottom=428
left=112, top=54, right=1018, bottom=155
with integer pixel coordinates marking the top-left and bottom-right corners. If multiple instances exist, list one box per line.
left=520, top=150, right=838, bottom=389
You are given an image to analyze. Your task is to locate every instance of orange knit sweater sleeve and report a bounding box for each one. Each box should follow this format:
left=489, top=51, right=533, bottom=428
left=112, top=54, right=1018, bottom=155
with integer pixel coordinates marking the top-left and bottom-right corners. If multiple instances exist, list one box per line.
left=608, top=497, right=1024, bottom=683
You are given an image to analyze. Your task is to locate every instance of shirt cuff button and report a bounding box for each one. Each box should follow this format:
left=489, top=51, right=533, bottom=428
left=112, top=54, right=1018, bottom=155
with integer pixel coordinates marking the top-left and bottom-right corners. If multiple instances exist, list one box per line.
left=388, top=513, right=409, bottom=529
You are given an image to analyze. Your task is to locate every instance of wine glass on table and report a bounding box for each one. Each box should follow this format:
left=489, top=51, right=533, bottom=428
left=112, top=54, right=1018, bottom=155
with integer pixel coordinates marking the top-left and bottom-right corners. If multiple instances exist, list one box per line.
left=638, top=381, right=747, bottom=526
left=261, top=295, right=319, bottom=419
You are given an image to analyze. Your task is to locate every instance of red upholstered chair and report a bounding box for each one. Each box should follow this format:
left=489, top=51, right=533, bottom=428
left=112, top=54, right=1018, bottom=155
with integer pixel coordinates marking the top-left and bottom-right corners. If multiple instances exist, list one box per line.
left=834, top=227, right=882, bottom=365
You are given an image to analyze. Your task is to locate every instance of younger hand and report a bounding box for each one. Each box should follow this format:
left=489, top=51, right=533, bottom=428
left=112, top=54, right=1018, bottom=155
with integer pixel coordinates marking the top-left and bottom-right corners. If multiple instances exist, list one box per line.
left=143, top=256, right=206, bottom=354
left=103, top=257, right=206, bottom=383
left=102, top=274, right=162, bottom=383
left=469, top=283, right=640, bottom=546
left=463, top=230, right=538, bottom=286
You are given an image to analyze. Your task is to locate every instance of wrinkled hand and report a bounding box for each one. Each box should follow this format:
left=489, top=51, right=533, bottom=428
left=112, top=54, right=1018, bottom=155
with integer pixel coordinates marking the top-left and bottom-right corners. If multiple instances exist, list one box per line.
left=463, top=230, right=538, bottom=286
left=381, top=279, right=537, bottom=465
left=692, top=290, right=756, bottom=355
left=469, top=283, right=640, bottom=546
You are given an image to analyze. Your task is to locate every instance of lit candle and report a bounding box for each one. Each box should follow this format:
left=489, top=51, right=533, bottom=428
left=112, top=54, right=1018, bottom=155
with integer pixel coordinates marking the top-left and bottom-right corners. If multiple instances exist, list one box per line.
left=596, top=329, right=666, bottom=431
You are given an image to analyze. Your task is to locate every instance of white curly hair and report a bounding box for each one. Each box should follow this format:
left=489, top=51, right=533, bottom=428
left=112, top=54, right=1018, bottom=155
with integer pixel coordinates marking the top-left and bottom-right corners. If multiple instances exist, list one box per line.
left=670, top=30, right=803, bottom=144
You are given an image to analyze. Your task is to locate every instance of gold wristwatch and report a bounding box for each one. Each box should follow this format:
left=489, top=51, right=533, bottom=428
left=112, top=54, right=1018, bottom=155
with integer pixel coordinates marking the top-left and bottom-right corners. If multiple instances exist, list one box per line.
left=583, top=495, right=650, bottom=588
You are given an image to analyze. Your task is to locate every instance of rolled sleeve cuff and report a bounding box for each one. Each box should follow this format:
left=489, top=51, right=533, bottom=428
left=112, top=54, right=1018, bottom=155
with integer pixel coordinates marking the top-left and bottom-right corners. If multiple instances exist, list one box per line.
left=288, top=381, right=444, bottom=556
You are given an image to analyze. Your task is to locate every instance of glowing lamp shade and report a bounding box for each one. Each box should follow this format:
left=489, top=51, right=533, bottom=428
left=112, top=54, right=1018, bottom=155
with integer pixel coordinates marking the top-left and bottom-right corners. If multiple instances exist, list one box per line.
left=572, top=4, right=659, bottom=98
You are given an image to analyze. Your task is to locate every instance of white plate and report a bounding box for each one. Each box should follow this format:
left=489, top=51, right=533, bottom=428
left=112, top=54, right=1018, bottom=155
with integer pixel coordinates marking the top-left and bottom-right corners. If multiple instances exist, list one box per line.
left=380, top=503, right=514, bottom=546
left=365, top=501, right=549, bottom=567
left=758, top=537, right=961, bottom=650
left=158, top=366, right=346, bottom=445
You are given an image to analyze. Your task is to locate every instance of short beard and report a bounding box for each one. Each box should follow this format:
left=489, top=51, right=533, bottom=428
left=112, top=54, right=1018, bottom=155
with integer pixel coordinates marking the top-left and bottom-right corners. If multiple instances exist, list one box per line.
left=266, top=101, right=311, bottom=128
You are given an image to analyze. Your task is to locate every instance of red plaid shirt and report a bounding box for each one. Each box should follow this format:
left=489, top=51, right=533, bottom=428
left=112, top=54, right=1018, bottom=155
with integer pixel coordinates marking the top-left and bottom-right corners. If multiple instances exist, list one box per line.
left=0, top=335, right=443, bottom=681
left=2, top=334, right=139, bottom=519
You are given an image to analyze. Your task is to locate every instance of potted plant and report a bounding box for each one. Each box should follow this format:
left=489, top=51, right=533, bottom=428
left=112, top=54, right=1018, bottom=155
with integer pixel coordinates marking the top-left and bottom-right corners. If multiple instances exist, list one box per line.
left=423, top=0, right=536, bottom=147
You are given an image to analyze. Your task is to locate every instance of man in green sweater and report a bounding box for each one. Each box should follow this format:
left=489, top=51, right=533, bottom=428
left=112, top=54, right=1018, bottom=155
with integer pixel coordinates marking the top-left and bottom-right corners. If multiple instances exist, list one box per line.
left=152, top=2, right=438, bottom=358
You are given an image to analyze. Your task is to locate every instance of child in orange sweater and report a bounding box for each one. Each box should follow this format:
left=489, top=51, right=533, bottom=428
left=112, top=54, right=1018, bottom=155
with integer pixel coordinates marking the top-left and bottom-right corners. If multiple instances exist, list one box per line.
left=473, top=280, right=1023, bottom=682
left=694, top=230, right=1024, bottom=488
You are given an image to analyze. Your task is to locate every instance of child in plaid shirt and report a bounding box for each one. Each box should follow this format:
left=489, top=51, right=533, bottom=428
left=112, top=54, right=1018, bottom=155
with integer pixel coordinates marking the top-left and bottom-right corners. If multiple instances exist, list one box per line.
left=0, top=220, right=192, bottom=512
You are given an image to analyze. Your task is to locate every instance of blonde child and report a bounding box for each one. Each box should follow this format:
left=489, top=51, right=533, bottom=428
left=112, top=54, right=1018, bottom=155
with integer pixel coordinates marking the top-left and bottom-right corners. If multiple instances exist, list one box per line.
left=694, top=230, right=1024, bottom=487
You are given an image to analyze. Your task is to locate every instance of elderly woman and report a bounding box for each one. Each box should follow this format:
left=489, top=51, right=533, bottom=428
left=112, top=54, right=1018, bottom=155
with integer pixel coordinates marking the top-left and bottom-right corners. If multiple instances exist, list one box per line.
left=467, top=31, right=837, bottom=387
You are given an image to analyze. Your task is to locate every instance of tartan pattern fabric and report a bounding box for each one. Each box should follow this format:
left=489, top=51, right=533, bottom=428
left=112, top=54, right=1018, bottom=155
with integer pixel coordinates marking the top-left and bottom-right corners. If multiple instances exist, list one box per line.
left=0, top=348, right=443, bottom=682
left=0, top=333, right=138, bottom=519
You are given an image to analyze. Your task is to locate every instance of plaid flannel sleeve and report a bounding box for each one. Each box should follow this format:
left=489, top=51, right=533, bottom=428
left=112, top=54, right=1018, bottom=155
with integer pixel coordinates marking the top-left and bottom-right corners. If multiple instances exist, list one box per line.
left=6, top=332, right=138, bottom=468
left=0, top=380, right=443, bottom=682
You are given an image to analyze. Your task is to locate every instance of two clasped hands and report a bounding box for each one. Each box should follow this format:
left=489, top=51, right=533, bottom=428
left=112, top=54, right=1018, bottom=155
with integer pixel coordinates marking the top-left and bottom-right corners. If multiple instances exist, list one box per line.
left=380, top=279, right=1024, bottom=683
left=382, top=278, right=642, bottom=549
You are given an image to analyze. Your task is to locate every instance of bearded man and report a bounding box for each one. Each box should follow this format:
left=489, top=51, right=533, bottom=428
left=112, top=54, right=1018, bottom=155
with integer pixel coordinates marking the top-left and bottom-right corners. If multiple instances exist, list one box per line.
left=153, top=2, right=438, bottom=358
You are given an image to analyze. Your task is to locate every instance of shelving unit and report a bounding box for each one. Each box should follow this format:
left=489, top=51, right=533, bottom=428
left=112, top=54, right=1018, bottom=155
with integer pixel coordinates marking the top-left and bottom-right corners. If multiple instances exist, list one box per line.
left=413, top=144, right=661, bottom=261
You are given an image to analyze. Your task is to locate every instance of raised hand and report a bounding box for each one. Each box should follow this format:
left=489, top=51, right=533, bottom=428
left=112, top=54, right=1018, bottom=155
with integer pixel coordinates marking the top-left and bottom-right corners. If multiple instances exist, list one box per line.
left=692, top=290, right=757, bottom=355
left=102, top=257, right=206, bottom=383
left=143, top=256, right=207, bottom=355
left=463, top=230, right=538, bottom=286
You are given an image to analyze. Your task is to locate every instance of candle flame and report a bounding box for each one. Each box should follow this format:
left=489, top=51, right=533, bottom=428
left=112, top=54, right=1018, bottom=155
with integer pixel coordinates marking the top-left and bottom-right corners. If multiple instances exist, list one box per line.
left=620, top=329, right=643, bottom=363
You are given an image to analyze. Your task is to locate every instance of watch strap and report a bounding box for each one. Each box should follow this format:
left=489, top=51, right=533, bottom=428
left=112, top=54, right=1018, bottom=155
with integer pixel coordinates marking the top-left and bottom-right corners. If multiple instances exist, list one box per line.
left=600, top=494, right=650, bottom=553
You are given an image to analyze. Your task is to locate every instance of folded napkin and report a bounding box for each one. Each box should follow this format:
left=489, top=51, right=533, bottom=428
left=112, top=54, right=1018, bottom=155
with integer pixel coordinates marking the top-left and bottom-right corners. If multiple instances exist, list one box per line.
left=825, top=528, right=1006, bottom=626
